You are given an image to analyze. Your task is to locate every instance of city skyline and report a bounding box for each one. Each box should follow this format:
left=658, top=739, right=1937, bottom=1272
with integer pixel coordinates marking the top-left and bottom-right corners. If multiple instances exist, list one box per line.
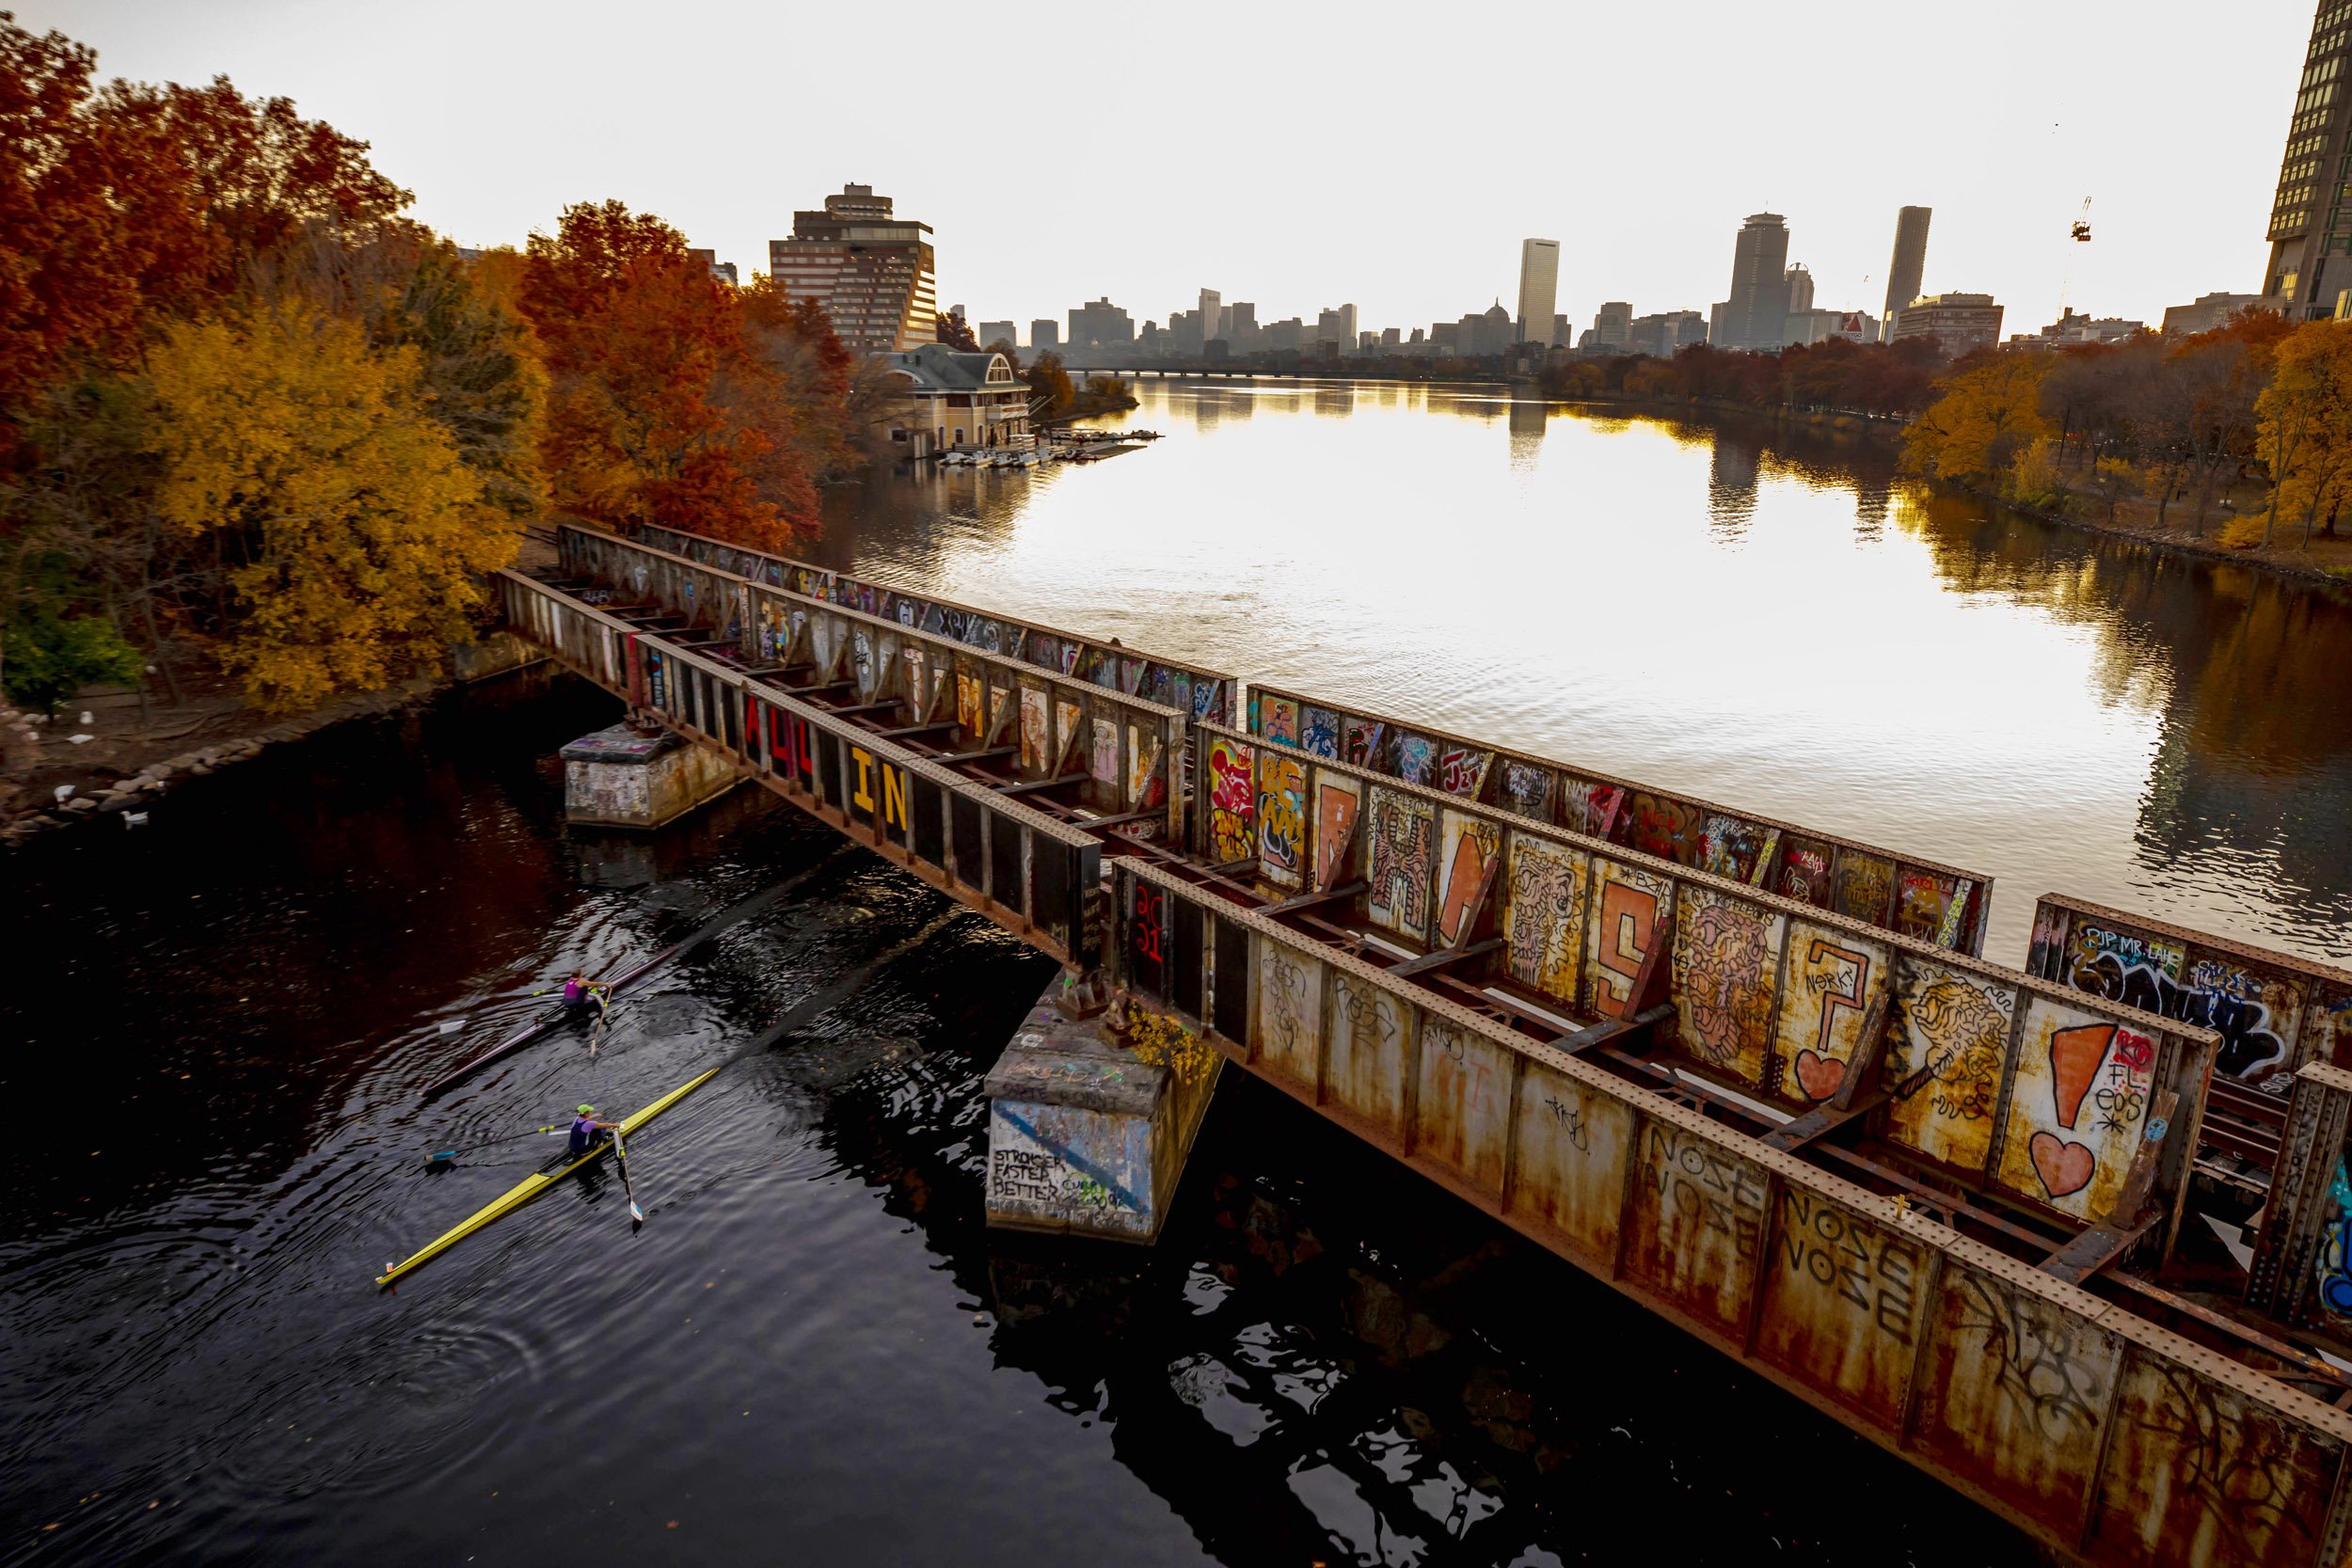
left=31, top=0, right=2319, bottom=333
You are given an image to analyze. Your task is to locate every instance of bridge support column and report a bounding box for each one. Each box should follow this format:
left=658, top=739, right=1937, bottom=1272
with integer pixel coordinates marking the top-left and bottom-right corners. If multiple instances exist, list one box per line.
left=983, top=974, right=1222, bottom=1243
left=560, top=721, right=739, bottom=830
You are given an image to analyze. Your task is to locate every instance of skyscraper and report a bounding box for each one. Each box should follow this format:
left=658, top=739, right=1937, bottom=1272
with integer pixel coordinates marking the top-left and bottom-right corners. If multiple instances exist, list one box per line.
left=2265, top=2, right=2352, bottom=317
left=1882, top=207, right=1932, bottom=335
left=1516, top=238, right=1561, bottom=345
left=1228, top=302, right=1259, bottom=351
left=1318, top=305, right=1358, bottom=346
left=1786, top=264, right=1814, bottom=317
left=1067, top=297, right=1133, bottom=348
left=1200, top=289, right=1223, bottom=343
left=1709, top=214, right=1790, bottom=351
left=769, top=184, right=938, bottom=356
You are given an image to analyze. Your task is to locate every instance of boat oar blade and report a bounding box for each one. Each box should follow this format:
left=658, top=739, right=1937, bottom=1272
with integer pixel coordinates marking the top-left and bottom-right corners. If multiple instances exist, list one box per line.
left=612, top=1127, right=644, bottom=1227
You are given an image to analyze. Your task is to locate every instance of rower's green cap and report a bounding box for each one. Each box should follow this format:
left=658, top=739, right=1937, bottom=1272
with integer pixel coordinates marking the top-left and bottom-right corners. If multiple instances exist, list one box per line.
left=578, top=1104, right=594, bottom=1115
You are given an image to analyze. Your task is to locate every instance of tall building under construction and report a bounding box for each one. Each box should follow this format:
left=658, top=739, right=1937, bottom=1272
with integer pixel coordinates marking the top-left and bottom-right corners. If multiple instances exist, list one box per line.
left=2265, top=0, right=2352, bottom=318
left=770, top=184, right=938, bottom=356
left=1881, top=206, right=1931, bottom=335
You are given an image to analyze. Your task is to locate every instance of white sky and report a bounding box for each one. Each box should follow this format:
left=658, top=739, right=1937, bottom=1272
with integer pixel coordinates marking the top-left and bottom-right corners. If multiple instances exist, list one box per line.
left=24, top=0, right=2313, bottom=339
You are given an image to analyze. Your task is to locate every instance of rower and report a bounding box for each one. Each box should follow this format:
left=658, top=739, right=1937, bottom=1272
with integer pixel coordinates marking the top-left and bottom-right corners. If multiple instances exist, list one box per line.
left=567, top=1104, right=620, bottom=1155
left=560, top=969, right=609, bottom=1021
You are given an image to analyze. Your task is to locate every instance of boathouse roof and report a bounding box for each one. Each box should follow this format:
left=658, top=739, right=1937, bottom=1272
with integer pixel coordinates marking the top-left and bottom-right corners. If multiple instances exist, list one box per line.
left=882, top=343, right=1014, bottom=390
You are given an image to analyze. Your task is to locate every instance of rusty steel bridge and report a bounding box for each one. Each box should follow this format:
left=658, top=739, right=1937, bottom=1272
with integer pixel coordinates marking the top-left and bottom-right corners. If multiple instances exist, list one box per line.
left=494, top=517, right=2352, bottom=1568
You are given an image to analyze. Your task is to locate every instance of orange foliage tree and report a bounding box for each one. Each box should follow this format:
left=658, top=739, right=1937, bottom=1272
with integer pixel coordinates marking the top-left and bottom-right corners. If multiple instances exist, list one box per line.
left=0, top=16, right=409, bottom=440
left=520, top=201, right=818, bottom=549
left=738, top=274, right=860, bottom=479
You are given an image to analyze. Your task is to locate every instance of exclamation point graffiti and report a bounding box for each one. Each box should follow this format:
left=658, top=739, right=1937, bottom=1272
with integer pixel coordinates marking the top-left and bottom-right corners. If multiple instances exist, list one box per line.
left=2029, top=1023, right=2118, bottom=1199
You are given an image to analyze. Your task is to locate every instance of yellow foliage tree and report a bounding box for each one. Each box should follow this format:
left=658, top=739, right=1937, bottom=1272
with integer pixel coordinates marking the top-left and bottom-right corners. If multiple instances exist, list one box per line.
left=2254, top=320, right=2352, bottom=546
left=147, top=312, right=521, bottom=710
left=1902, top=356, right=2054, bottom=483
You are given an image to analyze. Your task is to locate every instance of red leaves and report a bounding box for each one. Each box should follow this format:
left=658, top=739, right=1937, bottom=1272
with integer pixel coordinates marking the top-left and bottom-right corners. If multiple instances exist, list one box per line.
left=522, top=202, right=821, bottom=551
left=0, top=18, right=411, bottom=437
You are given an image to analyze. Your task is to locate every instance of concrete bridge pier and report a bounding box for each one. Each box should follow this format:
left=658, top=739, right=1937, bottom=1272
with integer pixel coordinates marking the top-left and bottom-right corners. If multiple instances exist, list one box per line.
left=984, top=971, right=1224, bottom=1243
left=561, top=718, right=740, bottom=830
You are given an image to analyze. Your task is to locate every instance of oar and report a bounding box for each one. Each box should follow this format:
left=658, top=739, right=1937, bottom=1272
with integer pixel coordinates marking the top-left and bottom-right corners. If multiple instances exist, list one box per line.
left=423, top=1121, right=581, bottom=1166
left=611, top=1126, right=645, bottom=1227
left=419, top=847, right=855, bottom=1101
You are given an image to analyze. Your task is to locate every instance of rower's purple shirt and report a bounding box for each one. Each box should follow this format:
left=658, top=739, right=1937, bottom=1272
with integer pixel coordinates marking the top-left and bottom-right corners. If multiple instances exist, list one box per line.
left=568, top=1115, right=598, bottom=1154
left=563, top=977, right=584, bottom=1003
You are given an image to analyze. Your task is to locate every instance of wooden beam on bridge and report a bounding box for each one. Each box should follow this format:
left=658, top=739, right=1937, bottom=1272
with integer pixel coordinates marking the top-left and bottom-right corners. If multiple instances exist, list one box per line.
left=1075, top=804, right=1180, bottom=832
left=1759, top=1090, right=1888, bottom=1152
left=1391, top=936, right=1507, bottom=977
left=2039, top=1089, right=2179, bottom=1285
left=1261, top=879, right=1368, bottom=916
left=993, top=770, right=1089, bottom=797
left=1557, top=1002, right=1677, bottom=1056
left=1760, top=993, right=1893, bottom=1150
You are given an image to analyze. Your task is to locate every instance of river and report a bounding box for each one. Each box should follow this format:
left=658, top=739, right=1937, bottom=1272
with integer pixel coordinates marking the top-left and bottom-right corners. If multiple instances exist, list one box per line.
left=5, top=379, right=2348, bottom=1567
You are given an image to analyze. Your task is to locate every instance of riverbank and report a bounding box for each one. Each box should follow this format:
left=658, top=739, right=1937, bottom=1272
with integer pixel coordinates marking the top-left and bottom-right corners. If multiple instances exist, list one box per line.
left=0, top=663, right=525, bottom=850
left=1949, top=478, right=2352, bottom=591
left=1559, top=391, right=1912, bottom=440
left=2, top=543, right=558, bottom=847
left=1551, top=394, right=2352, bottom=592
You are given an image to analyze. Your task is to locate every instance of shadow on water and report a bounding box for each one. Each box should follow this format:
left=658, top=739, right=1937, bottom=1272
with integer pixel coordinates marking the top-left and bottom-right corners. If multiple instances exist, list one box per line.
left=815, top=986, right=2041, bottom=1567
left=0, top=664, right=2037, bottom=1566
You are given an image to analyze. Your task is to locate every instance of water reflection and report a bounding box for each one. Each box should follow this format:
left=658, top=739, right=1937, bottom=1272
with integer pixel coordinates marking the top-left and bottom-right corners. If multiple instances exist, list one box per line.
left=1707, top=433, right=1759, bottom=537
left=1506, top=393, right=1546, bottom=473
left=821, top=379, right=2352, bottom=966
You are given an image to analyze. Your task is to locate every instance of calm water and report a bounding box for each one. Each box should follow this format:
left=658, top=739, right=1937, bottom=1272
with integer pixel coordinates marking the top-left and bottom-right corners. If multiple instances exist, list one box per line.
left=817, top=379, right=2352, bottom=965
left=6, top=384, right=2349, bottom=1568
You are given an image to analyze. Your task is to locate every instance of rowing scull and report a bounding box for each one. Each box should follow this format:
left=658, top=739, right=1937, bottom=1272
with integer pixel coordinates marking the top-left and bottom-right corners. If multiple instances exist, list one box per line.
left=418, top=850, right=848, bottom=1101
left=375, top=1067, right=718, bottom=1288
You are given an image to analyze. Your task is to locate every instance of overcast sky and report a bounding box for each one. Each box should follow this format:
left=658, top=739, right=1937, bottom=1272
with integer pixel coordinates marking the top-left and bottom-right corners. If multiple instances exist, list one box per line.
left=26, top=0, right=2315, bottom=340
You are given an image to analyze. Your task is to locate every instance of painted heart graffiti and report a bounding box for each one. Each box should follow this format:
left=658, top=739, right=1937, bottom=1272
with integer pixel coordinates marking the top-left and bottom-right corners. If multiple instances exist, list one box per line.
left=1791, top=1049, right=1845, bottom=1101
left=2029, top=1131, right=2097, bottom=1198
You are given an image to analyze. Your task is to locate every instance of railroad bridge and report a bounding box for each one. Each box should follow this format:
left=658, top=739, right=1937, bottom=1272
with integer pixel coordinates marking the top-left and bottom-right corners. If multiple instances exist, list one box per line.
left=499, top=519, right=2352, bottom=1568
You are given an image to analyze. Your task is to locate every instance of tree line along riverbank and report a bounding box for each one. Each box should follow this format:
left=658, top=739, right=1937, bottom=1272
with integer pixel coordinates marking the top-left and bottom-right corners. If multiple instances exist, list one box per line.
left=1544, top=316, right=2352, bottom=588
left=0, top=14, right=883, bottom=737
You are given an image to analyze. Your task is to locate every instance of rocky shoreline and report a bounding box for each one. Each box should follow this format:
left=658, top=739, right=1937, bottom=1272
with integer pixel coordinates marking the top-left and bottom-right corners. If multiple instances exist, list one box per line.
left=1, top=675, right=441, bottom=851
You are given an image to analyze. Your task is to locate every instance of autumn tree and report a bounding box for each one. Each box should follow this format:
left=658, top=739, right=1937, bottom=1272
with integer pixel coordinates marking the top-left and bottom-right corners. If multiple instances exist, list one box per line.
left=0, top=17, right=411, bottom=438
left=146, top=311, right=519, bottom=710
left=1902, top=355, right=2053, bottom=482
left=737, top=272, right=896, bottom=479
left=934, top=312, right=981, bottom=352
left=521, top=202, right=818, bottom=549
left=1025, top=351, right=1073, bottom=420
left=2039, top=340, right=2148, bottom=467
left=4, top=19, right=441, bottom=711
left=261, top=224, right=546, bottom=513
left=3, top=372, right=191, bottom=700
left=2253, top=320, right=2352, bottom=547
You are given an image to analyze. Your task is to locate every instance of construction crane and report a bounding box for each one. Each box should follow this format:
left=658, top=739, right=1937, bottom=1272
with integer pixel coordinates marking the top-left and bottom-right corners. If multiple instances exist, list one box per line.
left=2057, top=198, right=2094, bottom=323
